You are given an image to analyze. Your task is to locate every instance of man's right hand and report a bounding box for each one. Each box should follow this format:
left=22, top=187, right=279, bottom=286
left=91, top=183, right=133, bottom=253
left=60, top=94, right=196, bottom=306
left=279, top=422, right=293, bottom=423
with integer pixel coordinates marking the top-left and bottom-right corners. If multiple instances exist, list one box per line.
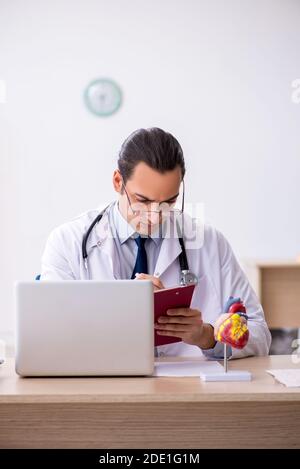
left=134, top=273, right=165, bottom=291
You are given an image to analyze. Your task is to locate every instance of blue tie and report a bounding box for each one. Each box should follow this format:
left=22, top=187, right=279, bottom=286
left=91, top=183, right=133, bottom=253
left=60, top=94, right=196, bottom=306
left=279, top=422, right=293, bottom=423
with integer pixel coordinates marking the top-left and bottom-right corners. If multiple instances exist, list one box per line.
left=131, top=235, right=148, bottom=279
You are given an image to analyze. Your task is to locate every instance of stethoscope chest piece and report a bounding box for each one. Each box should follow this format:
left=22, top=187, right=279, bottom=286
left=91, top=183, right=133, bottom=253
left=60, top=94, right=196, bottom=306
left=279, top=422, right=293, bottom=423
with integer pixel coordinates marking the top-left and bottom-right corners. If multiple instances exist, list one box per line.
left=180, top=269, right=198, bottom=286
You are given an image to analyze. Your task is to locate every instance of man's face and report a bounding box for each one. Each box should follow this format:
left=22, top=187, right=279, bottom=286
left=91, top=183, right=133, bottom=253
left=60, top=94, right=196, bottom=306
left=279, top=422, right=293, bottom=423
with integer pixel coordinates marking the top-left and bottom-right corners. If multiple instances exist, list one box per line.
left=113, top=162, right=182, bottom=236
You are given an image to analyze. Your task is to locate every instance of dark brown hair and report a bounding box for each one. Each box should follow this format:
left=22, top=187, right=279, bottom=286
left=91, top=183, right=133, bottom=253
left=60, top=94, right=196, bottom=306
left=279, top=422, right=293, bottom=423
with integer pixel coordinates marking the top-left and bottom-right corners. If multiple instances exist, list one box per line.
left=117, top=127, right=185, bottom=183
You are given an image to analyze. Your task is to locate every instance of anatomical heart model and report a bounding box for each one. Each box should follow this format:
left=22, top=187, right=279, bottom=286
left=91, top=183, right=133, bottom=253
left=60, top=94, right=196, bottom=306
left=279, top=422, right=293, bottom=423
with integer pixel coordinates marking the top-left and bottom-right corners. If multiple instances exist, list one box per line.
left=202, top=296, right=252, bottom=382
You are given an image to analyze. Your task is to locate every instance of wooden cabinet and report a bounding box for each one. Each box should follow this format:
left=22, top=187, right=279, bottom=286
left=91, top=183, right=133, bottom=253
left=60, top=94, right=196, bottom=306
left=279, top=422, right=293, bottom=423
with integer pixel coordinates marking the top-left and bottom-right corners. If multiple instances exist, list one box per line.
left=243, top=260, right=300, bottom=328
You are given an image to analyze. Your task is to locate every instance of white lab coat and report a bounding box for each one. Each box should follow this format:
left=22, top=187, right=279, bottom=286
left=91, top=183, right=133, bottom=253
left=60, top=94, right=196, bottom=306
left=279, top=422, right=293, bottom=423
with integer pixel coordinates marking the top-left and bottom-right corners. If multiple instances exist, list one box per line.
left=40, top=203, right=271, bottom=359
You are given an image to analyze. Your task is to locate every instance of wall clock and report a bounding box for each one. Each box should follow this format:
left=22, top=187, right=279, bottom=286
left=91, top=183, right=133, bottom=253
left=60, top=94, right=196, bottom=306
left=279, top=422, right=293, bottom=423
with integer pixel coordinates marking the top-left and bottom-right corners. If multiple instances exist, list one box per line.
left=84, top=78, right=122, bottom=117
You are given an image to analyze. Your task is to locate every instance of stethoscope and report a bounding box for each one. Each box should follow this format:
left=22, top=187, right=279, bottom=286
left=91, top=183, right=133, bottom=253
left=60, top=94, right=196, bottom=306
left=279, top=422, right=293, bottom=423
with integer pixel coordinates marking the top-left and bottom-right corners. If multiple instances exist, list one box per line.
left=82, top=204, right=198, bottom=286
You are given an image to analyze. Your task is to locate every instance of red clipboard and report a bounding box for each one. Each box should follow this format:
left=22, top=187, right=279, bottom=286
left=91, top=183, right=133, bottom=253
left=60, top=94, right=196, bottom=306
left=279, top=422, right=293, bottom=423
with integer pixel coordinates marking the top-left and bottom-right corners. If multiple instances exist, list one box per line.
left=154, top=283, right=196, bottom=346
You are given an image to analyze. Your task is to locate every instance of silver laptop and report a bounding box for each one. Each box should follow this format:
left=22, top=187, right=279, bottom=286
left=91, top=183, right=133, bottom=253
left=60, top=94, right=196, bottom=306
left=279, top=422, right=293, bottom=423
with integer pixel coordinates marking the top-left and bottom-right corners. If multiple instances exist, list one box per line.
left=15, top=280, right=154, bottom=377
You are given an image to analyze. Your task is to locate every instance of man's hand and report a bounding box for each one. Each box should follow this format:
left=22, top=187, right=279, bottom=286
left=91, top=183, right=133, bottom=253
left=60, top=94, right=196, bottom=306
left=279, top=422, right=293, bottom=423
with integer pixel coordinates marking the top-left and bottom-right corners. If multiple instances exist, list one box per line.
left=134, top=273, right=165, bottom=291
left=154, top=307, right=216, bottom=349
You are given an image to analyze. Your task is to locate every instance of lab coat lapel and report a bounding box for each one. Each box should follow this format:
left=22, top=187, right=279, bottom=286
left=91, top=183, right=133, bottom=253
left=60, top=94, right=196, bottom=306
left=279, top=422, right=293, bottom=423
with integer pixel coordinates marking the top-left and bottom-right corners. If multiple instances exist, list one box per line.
left=154, top=212, right=197, bottom=282
left=154, top=220, right=182, bottom=278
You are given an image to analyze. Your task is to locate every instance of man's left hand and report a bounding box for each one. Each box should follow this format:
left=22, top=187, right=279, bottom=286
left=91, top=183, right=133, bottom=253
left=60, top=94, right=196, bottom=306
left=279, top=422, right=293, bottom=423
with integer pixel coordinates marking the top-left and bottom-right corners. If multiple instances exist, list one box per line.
left=154, top=308, right=216, bottom=349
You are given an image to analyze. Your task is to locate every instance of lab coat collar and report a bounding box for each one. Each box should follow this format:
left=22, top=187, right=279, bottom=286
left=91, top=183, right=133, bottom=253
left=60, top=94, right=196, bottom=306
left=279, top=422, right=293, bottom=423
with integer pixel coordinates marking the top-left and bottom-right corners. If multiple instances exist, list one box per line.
left=84, top=203, right=114, bottom=251
left=84, top=203, right=121, bottom=279
left=111, top=201, right=136, bottom=244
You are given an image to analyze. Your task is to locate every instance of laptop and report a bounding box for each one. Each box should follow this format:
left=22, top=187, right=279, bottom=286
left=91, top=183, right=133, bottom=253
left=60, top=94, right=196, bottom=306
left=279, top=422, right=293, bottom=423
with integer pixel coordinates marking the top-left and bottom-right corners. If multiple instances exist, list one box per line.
left=15, top=280, right=154, bottom=377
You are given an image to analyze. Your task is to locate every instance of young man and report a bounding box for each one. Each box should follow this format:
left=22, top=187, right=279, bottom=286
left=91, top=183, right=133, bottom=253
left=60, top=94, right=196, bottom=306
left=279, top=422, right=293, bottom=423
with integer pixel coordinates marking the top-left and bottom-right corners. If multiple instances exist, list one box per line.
left=40, top=127, right=271, bottom=358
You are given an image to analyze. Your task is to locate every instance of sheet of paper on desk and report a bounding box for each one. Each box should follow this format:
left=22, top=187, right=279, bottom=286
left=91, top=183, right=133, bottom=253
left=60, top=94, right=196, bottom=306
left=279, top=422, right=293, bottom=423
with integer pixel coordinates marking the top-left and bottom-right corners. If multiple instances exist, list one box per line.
left=266, top=369, right=300, bottom=387
left=154, top=360, right=224, bottom=377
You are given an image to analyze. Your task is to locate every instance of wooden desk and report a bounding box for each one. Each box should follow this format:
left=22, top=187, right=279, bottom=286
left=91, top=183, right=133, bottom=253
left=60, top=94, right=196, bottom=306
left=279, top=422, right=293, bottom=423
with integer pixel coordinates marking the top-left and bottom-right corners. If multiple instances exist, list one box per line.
left=0, top=356, right=300, bottom=448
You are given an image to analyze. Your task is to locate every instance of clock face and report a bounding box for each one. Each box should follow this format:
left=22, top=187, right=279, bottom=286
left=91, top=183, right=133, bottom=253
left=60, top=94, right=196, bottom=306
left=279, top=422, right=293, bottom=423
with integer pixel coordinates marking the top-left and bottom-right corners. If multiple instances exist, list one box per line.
left=84, top=78, right=122, bottom=117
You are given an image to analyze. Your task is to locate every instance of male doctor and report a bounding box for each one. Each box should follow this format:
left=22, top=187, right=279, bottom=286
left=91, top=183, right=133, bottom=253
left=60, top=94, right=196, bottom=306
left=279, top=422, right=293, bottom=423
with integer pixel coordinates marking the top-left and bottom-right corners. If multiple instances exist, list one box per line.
left=40, top=127, right=271, bottom=359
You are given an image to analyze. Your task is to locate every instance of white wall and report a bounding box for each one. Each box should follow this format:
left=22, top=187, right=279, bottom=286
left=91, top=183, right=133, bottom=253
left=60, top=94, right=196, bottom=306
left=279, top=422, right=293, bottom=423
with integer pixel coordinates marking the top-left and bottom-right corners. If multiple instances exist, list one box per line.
left=1, top=0, right=300, bottom=337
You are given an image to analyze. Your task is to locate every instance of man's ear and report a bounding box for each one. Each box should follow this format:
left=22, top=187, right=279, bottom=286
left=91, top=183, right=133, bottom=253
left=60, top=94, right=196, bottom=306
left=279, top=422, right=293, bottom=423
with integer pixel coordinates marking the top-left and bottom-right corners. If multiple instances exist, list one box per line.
left=112, top=169, right=123, bottom=193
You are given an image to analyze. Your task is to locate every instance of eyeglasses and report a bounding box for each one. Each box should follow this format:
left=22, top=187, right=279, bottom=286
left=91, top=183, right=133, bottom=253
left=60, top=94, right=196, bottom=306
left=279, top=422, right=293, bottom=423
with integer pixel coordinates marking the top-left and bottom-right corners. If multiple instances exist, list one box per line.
left=121, top=179, right=185, bottom=215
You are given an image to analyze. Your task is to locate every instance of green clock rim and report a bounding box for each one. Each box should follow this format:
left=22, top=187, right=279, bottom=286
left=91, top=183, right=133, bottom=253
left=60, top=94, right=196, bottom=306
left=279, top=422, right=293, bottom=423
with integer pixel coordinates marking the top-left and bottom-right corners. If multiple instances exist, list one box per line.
left=84, top=78, right=123, bottom=117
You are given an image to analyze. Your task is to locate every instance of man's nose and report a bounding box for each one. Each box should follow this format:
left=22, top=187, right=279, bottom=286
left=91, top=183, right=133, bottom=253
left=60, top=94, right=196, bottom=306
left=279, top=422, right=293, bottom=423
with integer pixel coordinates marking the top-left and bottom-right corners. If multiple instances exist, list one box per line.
left=147, top=211, right=160, bottom=224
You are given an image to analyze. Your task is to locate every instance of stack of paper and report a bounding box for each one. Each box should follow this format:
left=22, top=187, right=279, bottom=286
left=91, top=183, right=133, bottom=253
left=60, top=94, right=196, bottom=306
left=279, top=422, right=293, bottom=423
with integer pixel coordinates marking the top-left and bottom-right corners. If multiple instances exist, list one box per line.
left=266, top=369, right=300, bottom=387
